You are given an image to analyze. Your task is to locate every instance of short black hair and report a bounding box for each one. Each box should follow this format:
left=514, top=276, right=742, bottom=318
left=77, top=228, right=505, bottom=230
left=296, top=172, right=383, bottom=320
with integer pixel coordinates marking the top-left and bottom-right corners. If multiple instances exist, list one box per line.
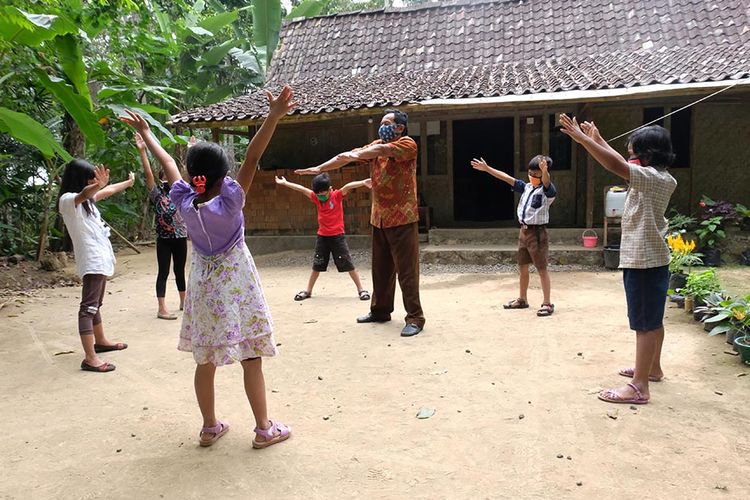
left=629, top=125, right=674, bottom=168
left=528, top=155, right=553, bottom=171
left=186, top=142, right=231, bottom=192
left=384, top=108, right=408, bottom=136
left=58, top=159, right=96, bottom=216
left=312, top=173, right=331, bottom=193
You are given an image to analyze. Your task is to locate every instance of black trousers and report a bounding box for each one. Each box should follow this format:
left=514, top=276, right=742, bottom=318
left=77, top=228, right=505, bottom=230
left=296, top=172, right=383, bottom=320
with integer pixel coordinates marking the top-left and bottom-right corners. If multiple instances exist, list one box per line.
left=156, top=237, right=187, bottom=297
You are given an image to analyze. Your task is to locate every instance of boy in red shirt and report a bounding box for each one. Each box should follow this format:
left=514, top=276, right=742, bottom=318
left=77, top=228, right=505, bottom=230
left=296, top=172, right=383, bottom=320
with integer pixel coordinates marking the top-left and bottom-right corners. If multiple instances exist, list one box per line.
left=275, top=173, right=372, bottom=301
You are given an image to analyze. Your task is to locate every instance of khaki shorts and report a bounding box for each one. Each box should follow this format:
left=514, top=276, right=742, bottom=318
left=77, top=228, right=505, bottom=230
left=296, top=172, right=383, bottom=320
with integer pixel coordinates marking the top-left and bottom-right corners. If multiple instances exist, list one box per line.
left=517, top=226, right=549, bottom=270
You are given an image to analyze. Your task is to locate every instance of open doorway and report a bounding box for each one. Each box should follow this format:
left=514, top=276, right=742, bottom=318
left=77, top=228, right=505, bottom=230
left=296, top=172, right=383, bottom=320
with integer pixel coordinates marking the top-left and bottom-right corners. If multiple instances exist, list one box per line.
left=453, top=118, right=515, bottom=222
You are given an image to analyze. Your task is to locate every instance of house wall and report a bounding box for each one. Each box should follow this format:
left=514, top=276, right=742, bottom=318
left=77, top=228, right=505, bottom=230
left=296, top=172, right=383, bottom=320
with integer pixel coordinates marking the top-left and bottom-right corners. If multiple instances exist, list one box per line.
left=236, top=89, right=750, bottom=235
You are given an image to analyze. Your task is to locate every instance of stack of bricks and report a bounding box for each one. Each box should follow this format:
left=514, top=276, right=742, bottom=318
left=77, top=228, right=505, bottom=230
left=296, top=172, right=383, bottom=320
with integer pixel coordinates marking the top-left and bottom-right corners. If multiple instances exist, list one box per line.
left=243, top=164, right=372, bottom=235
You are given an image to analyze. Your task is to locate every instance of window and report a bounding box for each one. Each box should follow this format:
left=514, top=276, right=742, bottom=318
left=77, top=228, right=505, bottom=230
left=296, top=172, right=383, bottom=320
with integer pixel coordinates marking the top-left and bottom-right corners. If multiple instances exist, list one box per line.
left=643, top=107, right=665, bottom=126
left=670, top=107, right=691, bottom=169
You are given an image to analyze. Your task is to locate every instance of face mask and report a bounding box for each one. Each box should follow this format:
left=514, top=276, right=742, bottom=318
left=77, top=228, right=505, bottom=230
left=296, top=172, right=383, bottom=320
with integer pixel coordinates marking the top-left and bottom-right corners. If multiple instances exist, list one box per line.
left=378, top=123, right=398, bottom=142
left=316, top=193, right=329, bottom=202
left=529, top=176, right=542, bottom=187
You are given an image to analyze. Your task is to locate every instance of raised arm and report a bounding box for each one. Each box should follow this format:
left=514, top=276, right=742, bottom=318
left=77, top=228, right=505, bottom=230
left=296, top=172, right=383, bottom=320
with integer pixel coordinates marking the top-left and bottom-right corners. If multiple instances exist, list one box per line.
left=560, top=114, right=630, bottom=180
left=236, top=85, right=296, bottom=193
left=340, top=178, right=372, bottom=196
left=470, top=158, right=517, bottom=187
left=95, top=172, right=135, bottom=201
left=119, top=111, right=181, bottom=185
left=135, top=132, right=155, bottom=191
left=74, top=165, right=109, bottom=206
left=539, top=157, right=551, bottom=189
left=274, top=175, right=314, bottom=198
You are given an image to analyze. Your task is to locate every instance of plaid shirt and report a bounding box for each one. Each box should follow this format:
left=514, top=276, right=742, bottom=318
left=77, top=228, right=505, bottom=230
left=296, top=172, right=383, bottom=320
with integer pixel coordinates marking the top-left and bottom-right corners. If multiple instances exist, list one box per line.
left=513, top=180, right=557, bottom=225
left=365, top=136, right=419, bottom=228
left=619, top=165, right=677, bottom=269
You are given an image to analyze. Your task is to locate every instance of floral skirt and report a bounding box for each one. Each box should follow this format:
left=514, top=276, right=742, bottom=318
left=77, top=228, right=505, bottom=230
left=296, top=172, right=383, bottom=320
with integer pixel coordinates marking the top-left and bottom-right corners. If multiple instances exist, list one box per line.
left=178, top=241, right=277, bottom=366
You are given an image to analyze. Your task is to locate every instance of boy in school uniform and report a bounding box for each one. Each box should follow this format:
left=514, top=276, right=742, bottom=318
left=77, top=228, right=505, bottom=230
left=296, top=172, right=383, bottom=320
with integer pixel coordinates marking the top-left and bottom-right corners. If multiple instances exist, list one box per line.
left=470, top=155, right=557, bottom=317
left=275, top=173, right=372, bottom=301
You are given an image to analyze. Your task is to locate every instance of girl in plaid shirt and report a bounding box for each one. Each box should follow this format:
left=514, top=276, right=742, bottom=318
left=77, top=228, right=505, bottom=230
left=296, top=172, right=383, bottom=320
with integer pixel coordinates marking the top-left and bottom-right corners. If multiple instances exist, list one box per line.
left=560, top=115, right=677, bottom=406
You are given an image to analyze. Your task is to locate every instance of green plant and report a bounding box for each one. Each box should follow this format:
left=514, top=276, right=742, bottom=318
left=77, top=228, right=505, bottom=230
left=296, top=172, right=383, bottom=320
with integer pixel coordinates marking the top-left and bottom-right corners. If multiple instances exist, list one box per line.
left=695, top=216, right=727, bottom=249
left=703, top=294, right=750, bottom=336
left=683, top=268, right=721, bottom=302
left=667, top=211, right=697, bottom=235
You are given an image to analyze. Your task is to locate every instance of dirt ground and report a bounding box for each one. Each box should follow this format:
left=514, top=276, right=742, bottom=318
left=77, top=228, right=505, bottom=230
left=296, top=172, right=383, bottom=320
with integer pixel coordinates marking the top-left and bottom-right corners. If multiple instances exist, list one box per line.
left=1, top=247, right=749, bottom=499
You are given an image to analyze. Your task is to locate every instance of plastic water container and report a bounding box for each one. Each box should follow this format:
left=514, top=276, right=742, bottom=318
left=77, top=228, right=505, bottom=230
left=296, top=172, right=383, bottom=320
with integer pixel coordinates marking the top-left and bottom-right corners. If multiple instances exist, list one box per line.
left=605, top=186, right=628, bottom=217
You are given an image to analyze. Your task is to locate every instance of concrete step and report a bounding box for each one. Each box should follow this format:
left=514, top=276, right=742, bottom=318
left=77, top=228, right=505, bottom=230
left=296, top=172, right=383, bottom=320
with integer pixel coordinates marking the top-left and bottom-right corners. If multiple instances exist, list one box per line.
left=420, top=244, right=605, bottom=266
left=428, top=228, right=620, bottom=246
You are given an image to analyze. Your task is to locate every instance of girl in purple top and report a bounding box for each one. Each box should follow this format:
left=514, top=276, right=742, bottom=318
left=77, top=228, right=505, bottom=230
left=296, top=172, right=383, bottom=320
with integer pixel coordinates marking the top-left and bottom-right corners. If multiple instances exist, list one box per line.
left=121, top=86, right=296, bottom=449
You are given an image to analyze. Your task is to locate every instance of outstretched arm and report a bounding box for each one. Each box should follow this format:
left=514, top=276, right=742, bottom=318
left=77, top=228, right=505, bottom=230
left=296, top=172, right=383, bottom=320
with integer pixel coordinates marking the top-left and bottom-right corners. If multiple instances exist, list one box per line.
left=275, top=176, right=314, bottom=198
left=294, top=152, right=357, bottom=176
left=95, top=172, right=135, bottom=201
left=470, top=158, right=517, bottom=187
left=119, top=111, right=181, bottom=185
left=135, top=133, right=156, bottom=191
left=236, top=86, right=296, bottom=193
left=559, top=114, right=630, bottom=180
left=340, top=178, right=372, bottom=196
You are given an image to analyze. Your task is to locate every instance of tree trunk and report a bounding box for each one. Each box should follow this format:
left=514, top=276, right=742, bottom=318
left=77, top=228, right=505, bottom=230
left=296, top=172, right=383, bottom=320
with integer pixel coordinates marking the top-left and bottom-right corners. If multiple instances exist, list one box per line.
left=36, top=160, right=59, bottom=260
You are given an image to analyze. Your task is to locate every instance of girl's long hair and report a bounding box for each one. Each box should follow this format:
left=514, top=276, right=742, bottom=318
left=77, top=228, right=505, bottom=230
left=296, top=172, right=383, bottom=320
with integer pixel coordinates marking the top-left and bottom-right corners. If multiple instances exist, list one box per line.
left=58, top=159, right=96, bottom=216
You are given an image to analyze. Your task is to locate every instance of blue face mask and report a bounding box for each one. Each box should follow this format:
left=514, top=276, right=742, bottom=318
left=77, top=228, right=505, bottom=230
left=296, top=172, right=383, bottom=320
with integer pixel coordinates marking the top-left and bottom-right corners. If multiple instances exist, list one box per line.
left=378, top=123, right=398, bottom=142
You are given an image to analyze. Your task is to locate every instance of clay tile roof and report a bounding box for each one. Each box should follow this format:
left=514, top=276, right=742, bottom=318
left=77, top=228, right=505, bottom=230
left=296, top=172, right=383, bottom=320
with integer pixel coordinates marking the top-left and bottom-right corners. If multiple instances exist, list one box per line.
left=171, top=0, right=750, bottom=125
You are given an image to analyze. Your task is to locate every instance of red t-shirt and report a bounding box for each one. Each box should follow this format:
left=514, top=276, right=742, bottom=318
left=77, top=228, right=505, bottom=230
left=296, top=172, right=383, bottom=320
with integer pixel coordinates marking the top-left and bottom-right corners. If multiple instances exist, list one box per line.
left=309, top=188, right=346, bottom=236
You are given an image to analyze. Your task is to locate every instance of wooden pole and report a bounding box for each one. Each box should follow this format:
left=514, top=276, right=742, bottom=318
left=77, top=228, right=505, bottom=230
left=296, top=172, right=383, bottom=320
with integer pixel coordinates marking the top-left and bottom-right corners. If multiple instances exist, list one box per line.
left=107, top=223, right=141, bottom=254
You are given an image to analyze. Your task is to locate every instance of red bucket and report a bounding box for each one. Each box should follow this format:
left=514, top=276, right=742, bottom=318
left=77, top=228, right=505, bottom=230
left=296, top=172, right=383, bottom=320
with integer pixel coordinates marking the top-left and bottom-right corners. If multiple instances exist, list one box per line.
left=582, top=229, right=598, bottom=248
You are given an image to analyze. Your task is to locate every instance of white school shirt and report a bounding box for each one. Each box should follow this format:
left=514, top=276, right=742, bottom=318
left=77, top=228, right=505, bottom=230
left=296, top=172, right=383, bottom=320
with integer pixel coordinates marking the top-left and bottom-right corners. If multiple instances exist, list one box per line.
left=59, top=193, right=116, bottom=277
left=513, top=179, right=557, bottom=225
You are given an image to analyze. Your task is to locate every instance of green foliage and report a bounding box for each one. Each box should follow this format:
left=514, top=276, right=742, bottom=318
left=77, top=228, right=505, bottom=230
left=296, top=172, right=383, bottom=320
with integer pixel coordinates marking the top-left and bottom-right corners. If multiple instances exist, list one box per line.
left=695, top=216, right=727, bottom=249
left=252, top=0, right=282, bottom=67
left=683, top=268, right=722, bottom=303
left=703, top=294, right=750, bottom=337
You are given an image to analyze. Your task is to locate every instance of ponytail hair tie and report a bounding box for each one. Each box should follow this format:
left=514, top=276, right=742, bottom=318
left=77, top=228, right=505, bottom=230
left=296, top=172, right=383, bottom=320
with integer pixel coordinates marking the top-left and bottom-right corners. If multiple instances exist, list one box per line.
left=192, top=175, right=207, bottom=194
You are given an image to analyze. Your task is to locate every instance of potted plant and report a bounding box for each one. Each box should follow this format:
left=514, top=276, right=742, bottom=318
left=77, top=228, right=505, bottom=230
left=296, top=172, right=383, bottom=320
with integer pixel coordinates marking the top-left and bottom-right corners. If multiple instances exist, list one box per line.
left=682, top=268, right=721, bottom=313
left=695, top=216, right=726, bottom=267
left=704, top=295, right=750, bottom=349
left=696, top=196, right=740, bottom=266
left=666, top=233, right=702, bottom=291
left=694, top=291, right=725, bottom=324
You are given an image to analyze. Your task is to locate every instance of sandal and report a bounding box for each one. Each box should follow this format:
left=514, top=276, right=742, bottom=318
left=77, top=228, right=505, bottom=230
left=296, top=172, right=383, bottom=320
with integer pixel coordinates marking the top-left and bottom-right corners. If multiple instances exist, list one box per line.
left=358, top=290, right=370, bottom=301
left=158, top=312, right=178, bottom=320
left=294, top=290, right=311, bottom=301
left=598, top=383, right=649, bottom=405
left=94, top=342, right=128, bottom=353
left=252, top=420, right=291, bottom=449
left=199, top=420, right=230, bottom=447
left=503, top=298, right=529, bottom=309
left=80, top=360, right=116, bottom=372
left=537, top=303, right=555, bottom=317
left=618, top=367, right=663, bottom=382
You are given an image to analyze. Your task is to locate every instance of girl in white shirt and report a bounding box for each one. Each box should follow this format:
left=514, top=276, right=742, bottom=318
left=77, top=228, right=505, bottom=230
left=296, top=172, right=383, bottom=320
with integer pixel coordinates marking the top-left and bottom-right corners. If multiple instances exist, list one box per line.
left=58, top=160, right=134, bottom=373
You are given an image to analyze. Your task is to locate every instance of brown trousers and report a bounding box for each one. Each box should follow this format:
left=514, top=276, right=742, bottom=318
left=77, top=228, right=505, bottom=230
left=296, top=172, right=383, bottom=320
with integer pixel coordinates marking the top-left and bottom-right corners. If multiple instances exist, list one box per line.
left=370, top=222, right=425, bottom=327
left=79, top=274, right=107, bottom=335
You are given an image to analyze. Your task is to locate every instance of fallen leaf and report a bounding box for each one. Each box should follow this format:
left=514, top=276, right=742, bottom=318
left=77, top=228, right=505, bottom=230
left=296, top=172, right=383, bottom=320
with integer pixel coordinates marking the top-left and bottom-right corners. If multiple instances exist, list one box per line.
left=53, top=350, right=75, bottom=356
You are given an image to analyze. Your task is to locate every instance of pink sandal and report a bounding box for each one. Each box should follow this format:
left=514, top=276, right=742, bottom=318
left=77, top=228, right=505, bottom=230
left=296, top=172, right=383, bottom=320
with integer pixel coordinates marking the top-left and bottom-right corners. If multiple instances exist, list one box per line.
left=598, top=383, right=649, bottom=405
left=618, top=367, right=663, bottom=382
left=252, top=420, right=291, bottom=449
left=199, top=420, right=229, bottom=447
